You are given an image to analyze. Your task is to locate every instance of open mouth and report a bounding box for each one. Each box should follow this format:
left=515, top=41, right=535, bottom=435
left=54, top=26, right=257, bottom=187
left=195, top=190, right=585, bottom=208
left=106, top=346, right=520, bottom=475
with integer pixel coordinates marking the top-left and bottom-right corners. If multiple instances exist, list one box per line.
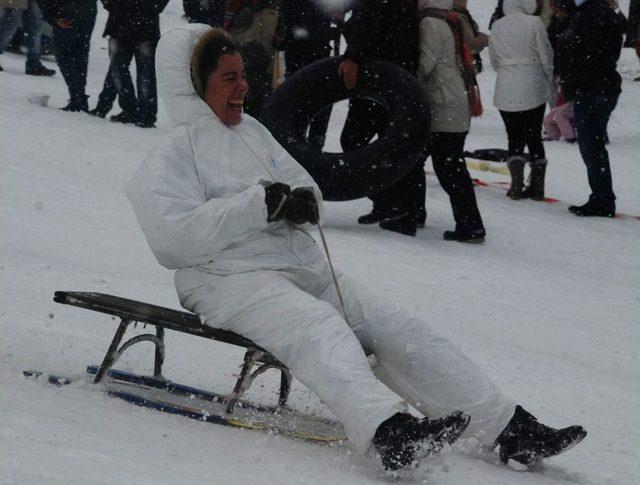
left=228, top=99, right=244, bottom=112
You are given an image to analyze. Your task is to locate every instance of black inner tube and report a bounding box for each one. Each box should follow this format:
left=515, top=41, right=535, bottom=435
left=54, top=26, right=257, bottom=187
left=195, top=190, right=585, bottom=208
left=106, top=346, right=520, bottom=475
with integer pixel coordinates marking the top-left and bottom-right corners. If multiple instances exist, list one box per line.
left=260, top=56, right=430, bottom=202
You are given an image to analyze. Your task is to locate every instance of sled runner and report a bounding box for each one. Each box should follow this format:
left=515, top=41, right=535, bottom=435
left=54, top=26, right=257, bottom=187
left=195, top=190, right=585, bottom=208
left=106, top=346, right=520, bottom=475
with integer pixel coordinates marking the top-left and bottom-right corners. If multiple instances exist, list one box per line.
left=52, top=291, right=294, bottom=415
left=23, top=367, right=347, bottom=443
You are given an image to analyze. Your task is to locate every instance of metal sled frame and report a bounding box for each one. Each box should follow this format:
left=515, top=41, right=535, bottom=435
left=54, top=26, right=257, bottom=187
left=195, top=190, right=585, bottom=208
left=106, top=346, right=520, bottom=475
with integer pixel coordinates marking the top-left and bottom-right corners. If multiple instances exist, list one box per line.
left=53, top=291, right=293, bottom=414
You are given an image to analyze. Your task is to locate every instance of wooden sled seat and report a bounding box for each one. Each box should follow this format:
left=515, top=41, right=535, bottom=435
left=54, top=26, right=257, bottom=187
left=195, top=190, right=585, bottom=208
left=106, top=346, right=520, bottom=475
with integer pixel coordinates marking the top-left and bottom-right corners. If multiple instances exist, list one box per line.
left=53, top=291, right=292, bottom=413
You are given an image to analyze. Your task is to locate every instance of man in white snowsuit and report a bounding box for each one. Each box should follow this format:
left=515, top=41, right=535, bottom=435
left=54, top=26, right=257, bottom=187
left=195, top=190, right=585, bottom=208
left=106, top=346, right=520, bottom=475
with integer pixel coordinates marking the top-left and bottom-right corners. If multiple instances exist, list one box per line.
left=126, top=24, right=586, bottom=470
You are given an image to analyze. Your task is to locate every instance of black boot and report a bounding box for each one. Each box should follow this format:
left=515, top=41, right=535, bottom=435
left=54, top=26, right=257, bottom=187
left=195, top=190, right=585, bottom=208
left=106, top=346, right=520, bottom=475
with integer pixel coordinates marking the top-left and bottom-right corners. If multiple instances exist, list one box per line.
left=379, top=213, right=418, bottom=236
left=569, top=199, right=615, bottom=217
left=88, top=103, right=111, bottom=118
left=522, top=159, right=547, bottom=201
left=358, top=207, right=400, bottom=225
left=110, top=111, right=138, bottom=124
left=25, top=62, right=56, bottom=77
left=506, top=156, right=526, bottom=200
left=61, top=95, right=89, bottom=112
left=374, top=411, right=470, bottom=471
left=495, top=405, right=587, bottom=465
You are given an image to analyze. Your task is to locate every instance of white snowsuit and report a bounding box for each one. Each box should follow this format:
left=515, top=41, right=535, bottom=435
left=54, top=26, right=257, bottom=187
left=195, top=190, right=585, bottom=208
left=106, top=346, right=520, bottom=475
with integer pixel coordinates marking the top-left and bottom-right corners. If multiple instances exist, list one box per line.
left=125, top=24, right=516, bottom=454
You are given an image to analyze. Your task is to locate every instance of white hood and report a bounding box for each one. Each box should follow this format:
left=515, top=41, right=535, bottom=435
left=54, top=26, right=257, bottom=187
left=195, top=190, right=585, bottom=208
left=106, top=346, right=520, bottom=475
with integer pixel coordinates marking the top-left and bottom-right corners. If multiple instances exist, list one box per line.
left=156, top=24, right=216, bottom=127
left=503, top=0, right=538, bottom=15
left=418, top=0, right=453, bottom=10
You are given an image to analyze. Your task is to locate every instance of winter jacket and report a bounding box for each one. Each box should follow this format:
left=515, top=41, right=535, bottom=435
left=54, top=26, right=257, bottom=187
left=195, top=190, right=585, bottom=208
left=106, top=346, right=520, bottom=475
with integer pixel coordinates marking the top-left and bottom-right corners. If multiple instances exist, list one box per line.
left=36, top=0, right=95, bottom=25
left=277, top=0, right=333, bottom=54
left=126, top=24, right=325, bottom=275
left=416, top=0, right=470, bottom=133
left=558, top=0, right=623, bottom=101
left=343, top=0, right=418, bottom=73
left=101, top=0, right=169, bottom=44
left=489, top=0, right=555, bottom=112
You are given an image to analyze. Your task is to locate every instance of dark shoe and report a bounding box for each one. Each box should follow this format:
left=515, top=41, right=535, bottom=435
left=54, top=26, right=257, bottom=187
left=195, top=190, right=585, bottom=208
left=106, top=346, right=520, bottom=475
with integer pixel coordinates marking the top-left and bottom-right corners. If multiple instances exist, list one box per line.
left=521, top=159, right=547, bottom=201
left=506, top=156, right=527, bottom=200
left=379, top=213, right=417, bottom=236
left=495, top=405, right=587, bottom=465
left=110, top=111, right=137, bottom=124
left=443, top=227, right=485, bottom=243
left=374, top=411, right=470, bottom=471
left=569, top=200, right=615, bottom=217
left=25, top=63, right=56, bottom=77
left=415, top=209, right=427, bottom=228
left=135, top=119, right=156, bottom=128
left=358, top=207, right=400, bottom=225
left=88, top=104, right=111, bottom=118
left=61, top=95, right=89, bottom=112
left=0, top=63, right=3, bottom=72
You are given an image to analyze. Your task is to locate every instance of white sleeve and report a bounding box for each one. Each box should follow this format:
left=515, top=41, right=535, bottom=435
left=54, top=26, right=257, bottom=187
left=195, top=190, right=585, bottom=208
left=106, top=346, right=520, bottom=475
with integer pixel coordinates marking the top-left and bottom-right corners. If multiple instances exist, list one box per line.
left=125, top=130, right=269, bottom=269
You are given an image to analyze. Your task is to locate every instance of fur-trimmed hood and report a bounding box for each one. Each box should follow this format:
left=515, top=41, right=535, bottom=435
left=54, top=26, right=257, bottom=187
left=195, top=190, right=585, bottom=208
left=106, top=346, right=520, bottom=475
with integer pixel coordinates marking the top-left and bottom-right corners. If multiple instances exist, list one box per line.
left=156, top=24, right=218, bottom=127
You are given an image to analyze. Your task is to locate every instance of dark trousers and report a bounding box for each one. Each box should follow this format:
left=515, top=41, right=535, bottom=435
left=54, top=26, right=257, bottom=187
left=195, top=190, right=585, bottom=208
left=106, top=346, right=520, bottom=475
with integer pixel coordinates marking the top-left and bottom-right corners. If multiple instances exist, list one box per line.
left=95, top=68, right=117, bottom=112
left=341, top=98, right=426, bottom=218
left=108, top=38, right=158, bottom=123
left=574, top=90, right=619, bottom=203
left=285, top=48, right=331, bottom=149
left=499, top=104, right=546, bottom=161
left=430, top=132, right=484, bottom=232
left=53, top=1, right=96, bottom=100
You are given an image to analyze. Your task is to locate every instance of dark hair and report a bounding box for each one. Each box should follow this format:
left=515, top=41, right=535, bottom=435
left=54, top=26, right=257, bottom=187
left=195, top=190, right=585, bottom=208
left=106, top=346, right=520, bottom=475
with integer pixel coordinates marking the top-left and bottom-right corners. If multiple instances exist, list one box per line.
left=191, top=28, right=241, bottom=97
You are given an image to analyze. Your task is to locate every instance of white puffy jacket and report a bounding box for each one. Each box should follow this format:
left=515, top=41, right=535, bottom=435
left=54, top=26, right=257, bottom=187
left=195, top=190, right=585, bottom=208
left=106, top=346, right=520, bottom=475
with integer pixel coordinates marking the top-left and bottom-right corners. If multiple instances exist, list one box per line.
left=489, top=0, right=555, bottom=112
left=125, top=24, right=325, bottom=277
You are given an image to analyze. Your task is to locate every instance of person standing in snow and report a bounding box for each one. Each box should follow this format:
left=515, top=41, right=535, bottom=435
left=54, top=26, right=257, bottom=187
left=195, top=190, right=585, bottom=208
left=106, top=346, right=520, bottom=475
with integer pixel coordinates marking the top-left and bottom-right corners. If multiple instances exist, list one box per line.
left=559, top=0, right=624, bottom=217
left=275, top=0, right=336, bottom=149
left=338, top=0, right=425, bottom=237
left=126, top=24, right=587, bottom=471
left=489, top=0, right=555, bottom=201
left=37, top=0, right=97, bottom=111
left=416, top=0, right=486, bottom=242
left=94, top=0, right=169, bottom=127
left=0, top=0, right=55, bottom=75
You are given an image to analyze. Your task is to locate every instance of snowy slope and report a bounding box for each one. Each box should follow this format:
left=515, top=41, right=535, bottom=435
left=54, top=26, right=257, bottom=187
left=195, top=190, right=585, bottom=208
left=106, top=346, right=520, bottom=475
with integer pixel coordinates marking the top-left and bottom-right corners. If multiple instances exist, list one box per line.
left=1, top=1, right=639, bottom=484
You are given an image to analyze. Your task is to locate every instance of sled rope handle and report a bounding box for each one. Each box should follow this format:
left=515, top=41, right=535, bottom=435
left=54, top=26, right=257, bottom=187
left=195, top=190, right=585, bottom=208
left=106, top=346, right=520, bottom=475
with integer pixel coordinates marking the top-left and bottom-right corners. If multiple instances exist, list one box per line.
left=316, top=221, right=350, bottom=325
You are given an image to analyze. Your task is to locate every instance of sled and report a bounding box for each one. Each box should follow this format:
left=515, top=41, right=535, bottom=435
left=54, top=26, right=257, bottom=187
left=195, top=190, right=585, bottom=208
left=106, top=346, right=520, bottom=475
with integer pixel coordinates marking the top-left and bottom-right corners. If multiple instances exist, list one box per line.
left=52, top=291, right=293, bottom=415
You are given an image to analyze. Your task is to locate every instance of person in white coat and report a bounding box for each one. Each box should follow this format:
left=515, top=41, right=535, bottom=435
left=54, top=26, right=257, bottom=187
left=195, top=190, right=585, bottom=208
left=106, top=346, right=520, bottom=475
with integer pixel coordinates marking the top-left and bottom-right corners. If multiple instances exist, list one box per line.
left=489, top=0, right=555, bottom=200
left=126, top=24, right=586, bottom=471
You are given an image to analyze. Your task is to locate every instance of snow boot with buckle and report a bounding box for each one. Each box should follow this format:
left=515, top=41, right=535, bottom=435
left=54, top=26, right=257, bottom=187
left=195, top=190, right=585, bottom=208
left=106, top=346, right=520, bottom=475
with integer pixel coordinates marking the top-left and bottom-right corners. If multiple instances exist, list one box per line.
left=506, top=156, right=527, bottom=200
left=522, top=159, right=547, bottom=201
left=494, top=405, right=587, bottom=465
left=374, top=411, right=470, bottom=471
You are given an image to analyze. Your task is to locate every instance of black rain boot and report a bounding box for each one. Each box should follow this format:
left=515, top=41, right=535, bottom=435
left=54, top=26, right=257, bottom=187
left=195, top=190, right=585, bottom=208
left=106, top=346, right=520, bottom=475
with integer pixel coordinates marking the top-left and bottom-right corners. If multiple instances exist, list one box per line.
left=379, top=213, right=418, bottom=236
left=506, top=156, right=526, bottom=200
left=522, top=159, right=547, bottom=201
left=495, top=405, right=587, bottom=465
left=374, top=411, right=470, bottom=471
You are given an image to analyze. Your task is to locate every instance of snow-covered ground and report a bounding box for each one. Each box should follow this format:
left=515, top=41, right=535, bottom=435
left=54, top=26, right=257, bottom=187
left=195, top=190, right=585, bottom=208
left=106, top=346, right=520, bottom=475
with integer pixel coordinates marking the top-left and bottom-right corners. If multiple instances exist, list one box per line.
left=1, top=2, right=639, bottom=483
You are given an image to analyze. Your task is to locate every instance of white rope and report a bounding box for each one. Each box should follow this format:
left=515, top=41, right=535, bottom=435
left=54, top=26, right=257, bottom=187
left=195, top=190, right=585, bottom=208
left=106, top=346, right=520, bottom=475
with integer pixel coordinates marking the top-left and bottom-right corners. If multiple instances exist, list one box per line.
left=317, top=223, right=350, bottom=325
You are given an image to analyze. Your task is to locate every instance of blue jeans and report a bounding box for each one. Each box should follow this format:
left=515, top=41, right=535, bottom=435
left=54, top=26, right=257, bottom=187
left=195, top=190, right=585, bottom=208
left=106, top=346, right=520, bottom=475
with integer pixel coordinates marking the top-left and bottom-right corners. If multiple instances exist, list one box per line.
left=108, top=38, right=158, bottom=123
left=0, top=0, right=43, bottom=66
left=53, top=1, right=96, bottom=99
left=574, top=90, right=619, bottom=203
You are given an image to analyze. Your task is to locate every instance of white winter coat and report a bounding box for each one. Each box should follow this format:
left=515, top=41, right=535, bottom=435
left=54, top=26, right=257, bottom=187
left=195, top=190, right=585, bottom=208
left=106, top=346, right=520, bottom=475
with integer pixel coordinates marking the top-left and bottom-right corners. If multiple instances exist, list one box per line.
left=489, top=0, right=555, bottom=112
left=417, top=0, right=470, bottom=133
left=126, top=24, right=325, bottom=279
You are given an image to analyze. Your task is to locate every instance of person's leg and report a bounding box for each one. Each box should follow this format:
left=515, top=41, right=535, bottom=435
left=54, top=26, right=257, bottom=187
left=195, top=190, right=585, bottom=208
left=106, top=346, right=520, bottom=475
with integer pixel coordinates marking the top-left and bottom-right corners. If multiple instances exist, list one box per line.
left=430, top=132, right=485, bottom=241
left=377, top=161, right=427, bottom=236
left=90, top=69, right=117, bottom=117
left=179, top=271, right=406, bottom=454
left=572, top=90, right=618, bottom=213
left=108, top=38, right=137, bottom=120
left=23, top=0, right=42, bottom=68
left=319, top=274, right=516, bottom=446
left=521, top=104, right=548, bottom=201
left=0, top=8, right=20, bottom=54
left=72, top=1, right=96, bottom=103
left=133, top=41, right=158, bottom=127
left=500, top=109, right=528, bottom=199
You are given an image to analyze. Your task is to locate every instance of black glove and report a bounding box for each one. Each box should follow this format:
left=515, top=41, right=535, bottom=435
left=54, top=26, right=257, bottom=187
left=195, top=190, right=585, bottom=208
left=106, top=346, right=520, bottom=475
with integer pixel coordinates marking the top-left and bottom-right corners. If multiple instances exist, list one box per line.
left=264, top=182, right=291, bottom=222
left=285, top=187, right=319, bottom=225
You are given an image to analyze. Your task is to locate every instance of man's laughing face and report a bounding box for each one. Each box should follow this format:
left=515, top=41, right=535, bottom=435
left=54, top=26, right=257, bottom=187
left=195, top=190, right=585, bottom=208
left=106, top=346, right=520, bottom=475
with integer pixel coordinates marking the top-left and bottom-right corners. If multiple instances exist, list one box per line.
left=204, top=53, right=249, bottom=126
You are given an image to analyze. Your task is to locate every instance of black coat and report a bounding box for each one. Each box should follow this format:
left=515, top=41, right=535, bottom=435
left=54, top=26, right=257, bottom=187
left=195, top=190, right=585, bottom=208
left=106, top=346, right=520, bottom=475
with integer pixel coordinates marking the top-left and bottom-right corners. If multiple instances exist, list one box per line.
left=101, top=0, right=169, bottom=44
left=36, top=0, right=95, bottom=25
left=343, top=0, right=418, bottom=74
left=559, top=0, right=624, bottom=100
left=278, top=0, right=332, bottom=54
